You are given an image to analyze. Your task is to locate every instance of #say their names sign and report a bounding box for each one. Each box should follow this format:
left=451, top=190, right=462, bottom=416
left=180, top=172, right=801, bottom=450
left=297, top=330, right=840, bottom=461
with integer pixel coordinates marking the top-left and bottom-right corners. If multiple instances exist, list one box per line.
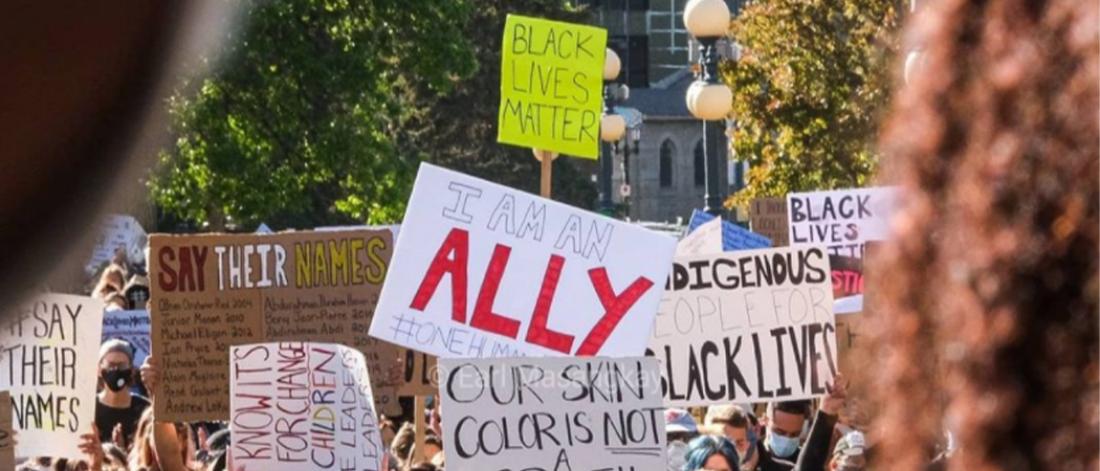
left=231, top=342, right=384, bottom=471
left=787, top=187, right=899, bottom=257
left=647, top=247, right=837, bottom=406
left=0, top=294, right=103, bottom=460
left=150, top=228, right=400, bottom=422
left=497, top=15, right=608, bottom=158
left=370, top=163, right=675, bottom=359
left=439, top=357, right=667, bottom=471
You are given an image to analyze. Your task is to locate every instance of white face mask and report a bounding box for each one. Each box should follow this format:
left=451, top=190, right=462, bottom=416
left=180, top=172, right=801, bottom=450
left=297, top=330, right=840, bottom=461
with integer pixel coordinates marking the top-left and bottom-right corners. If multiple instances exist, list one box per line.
left=667, top=440, right=688, bottom=471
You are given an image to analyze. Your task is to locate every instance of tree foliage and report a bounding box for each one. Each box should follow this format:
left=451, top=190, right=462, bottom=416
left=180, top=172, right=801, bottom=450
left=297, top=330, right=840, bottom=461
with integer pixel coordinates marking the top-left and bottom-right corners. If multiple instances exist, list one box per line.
left=152, top=0, right=597, bottom=232
left=723, top=0, right=901, bottom=205
left=152, top=0, right=477, bottom=230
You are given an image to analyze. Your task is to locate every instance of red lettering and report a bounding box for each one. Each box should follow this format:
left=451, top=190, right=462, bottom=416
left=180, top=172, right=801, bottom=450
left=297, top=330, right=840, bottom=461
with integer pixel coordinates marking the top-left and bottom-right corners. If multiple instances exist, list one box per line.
left=524, top=255, right=573, bottom=354
left=575, top=268, right=653, bottom=356
left=157, top=246, right=177, bottom=291
left=410, top=228, right=469, bottom=323
left=469, top=244, right=521, bottom=339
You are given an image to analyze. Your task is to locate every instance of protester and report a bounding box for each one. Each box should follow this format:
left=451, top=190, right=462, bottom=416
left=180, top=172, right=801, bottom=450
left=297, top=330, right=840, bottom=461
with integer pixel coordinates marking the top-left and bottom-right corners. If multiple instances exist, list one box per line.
left=95, top=339, right=150, bottom=450
left=828, top=430, right=868, bottom=471
left=665, top=408, right=699, bottom=471
left=754, top=400, right=812, bottom=470
left=703, top=405, right=757, bottom=470
left=122, top=274, right=150, bottom=311
left=103, top=292, right=129, bottom=312
left=682, top=435, right=740, bottom=471
left=93, top=264, right=127, bottom=300
left=790, top=374, right=848, bottom=471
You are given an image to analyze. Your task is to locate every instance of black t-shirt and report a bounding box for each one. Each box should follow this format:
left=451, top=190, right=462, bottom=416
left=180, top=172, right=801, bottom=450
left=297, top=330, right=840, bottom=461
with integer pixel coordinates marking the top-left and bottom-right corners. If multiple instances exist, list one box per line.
left=95, top=394, right=150, bottom=447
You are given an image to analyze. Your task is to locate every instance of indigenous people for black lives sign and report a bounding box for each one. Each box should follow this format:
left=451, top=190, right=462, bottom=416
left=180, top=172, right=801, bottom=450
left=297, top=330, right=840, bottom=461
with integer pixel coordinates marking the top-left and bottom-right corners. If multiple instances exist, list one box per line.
left=0, top=294, right=103, bottom=459
left=150, top=229, right=400, bottom=422
left=497, top=15, right=608, bottom=158
left=230, top=342, right=384, bottom=471
left=787, top=187, right=899, bottom=257
left=647, top=247, right=837, bottom=407
left=102, top=309, right=151, bottom=369
left=369, top=164, right=675, bottom=359
left=439, top=357, right=667, bottom=471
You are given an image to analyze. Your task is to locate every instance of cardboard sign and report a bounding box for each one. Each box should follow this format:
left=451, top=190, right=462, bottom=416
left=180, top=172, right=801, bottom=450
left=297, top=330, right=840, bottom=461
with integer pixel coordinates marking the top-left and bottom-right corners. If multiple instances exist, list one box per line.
left=834, top=312, right=867, bottom=375
left=497, top=15, right=608, bottom=158
left=230, top=342, right=384, bottom=471
left=750, top=197, right=789, bottom=247
left=647, top=247, right=837, bottom=406
left=149, top=228, right=401, bottom=422
left=688, top=209, right=772, bottom=251
left=85, top=214, right=146, bottom=275
left=0, top=391, right=13, bottom=471
left=398, top=350, right=438, bottom=396
left=439, top=357, right=667, bottom=471
left=102, top=309, right=151, bottom=369
left=369, top=164, right=676, bottom=359
left=0, top=294, right=103, bottom=460
left=677, top=217, right=723, bottom=256
left=787, top=187, right=899, bottom=257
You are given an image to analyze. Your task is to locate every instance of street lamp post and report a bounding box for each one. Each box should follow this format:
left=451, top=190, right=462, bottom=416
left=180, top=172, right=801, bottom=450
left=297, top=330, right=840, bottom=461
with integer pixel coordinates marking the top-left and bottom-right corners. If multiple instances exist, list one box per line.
left=600, top=48, right=626, bottom=215
left=684, top=0, right=733, bottom=217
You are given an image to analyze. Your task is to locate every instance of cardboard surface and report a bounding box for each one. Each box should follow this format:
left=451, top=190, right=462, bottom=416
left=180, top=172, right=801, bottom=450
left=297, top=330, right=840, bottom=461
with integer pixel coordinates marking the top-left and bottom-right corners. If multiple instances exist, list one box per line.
left=750, top=197, right=789, bottom=247
left=497, top=15, right=607, bottom=158
left=439, top=356, right=667, bottom=471
left=369, top=164, right=675, bottom=359
left=149, top=228, right=400, bottom=422
left=648, top=247, right=837, bottom=406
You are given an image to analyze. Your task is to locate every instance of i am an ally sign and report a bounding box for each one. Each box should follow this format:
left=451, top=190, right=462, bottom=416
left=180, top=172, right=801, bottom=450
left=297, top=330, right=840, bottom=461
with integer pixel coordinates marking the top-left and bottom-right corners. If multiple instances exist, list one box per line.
left=370, top=164, right=676, bottom=359
left=647, top=247, right=837, bottom=407
left=230, top=342, right=384, bottom=471
left=439, top=357, right=667, bottom=471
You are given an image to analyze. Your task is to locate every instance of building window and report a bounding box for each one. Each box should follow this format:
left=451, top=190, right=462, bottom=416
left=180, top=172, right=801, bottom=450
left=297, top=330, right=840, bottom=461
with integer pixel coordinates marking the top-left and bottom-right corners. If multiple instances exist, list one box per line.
left=660, top=139, right=675, bottom=188
left=693, top=140, right=706, bottom=187
left=608, top=35, right=650, bottom=87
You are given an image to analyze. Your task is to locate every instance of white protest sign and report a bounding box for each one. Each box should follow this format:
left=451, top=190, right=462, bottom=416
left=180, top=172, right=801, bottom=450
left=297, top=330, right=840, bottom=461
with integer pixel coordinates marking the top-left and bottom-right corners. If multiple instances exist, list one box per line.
left=647, top=247, right=837, bottom=407
left=439, top=356, right=667, bottom=471
left=0, top=294, right=104, bottom=460
left=86, top=214, right=146, bottom=274
left=370, top=163, right=676, bottom=358
left=787, top=187, right=899, bottom=258
left=230, top=342, right=384, bottom=471
left=102, top=310, right=151, bottom=368
left=677, top=217, right=723, bottom=256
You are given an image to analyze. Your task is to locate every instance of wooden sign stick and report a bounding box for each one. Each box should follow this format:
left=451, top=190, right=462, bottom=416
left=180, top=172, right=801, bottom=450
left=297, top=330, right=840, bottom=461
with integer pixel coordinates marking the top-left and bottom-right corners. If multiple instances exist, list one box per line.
left=413, top=395, right=427, bottom=463
left=533, top=149, right=558, bottom=198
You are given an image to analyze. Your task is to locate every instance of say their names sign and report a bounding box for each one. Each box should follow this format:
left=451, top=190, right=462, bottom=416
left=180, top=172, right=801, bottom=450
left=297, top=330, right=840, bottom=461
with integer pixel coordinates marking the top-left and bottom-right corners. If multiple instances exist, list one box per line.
left=497, top=15, right=608, bottom=158
left=647, top=247, right=837, bottom=406
left=439, top=357, right=667, bottom=471
left=787, top=187, right=899, bottom=257
left=0, top=294, right=103, bottom=460
left=230, top=342, right=384, bottom=471
left=150, top=228, right=399, bottom=422
left=369, top=163, right=676, bottom=359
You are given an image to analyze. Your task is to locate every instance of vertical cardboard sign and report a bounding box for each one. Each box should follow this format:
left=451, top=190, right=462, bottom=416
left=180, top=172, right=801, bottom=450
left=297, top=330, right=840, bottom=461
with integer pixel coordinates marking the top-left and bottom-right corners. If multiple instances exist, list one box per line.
left=398, top=351, right=437, bottom=396
left=787, top=187, right=899, bottom=257
left=102, top=309, right=151, bottom=368
left=369, top=164, right=676, bottom=359
left=647, top=247, right=837, bottom=406
left=750, top=197, right=790, bottom=247
left=0, top=391, right=13, bottom=470
left=150, top=229, right=399, bottom=422
left=439, top=357, right=667, bottom=471
left=230, top=342, right=384, bottom=471
left=0, top=294, right=103, bottom=460
left=497, top=15, right=608, bottom=158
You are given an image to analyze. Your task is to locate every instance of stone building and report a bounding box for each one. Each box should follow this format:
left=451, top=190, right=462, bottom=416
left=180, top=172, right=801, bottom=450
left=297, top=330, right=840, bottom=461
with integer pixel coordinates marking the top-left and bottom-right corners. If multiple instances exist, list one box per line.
left=584, top=0, right=746, bottom=223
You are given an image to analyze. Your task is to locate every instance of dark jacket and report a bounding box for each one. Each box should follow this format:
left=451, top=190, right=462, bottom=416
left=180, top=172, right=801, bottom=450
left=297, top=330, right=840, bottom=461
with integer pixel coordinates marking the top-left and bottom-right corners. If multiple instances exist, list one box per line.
left=793, top=410, right=838, bottom=471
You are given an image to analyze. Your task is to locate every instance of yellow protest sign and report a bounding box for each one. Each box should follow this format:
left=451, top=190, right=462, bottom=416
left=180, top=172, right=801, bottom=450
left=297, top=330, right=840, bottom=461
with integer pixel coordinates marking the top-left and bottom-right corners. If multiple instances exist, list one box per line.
left=497, top=15, right=607, bottom=159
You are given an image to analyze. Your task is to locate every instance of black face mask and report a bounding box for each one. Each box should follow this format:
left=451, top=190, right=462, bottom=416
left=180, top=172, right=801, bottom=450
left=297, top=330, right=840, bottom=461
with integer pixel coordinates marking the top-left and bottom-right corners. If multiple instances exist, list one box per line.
left=102, top=368, right=132, bottom=392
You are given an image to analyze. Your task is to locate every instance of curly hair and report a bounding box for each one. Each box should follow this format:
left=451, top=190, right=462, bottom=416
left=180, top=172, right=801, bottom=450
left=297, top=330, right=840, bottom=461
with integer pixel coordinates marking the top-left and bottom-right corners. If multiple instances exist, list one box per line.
left=864, top=0, right=1099, bottom=469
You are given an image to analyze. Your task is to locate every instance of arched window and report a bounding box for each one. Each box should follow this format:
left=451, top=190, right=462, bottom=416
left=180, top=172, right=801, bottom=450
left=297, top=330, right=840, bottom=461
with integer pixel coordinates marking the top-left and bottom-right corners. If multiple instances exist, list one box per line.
left=693, top=140, right=705, bottom=187
left=659, top=139, right=675, bottom=188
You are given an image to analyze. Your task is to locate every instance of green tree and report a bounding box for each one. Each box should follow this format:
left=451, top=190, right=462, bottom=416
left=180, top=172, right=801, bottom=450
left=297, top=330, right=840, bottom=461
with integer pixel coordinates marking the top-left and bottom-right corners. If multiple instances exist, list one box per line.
left=402, top=1, right=598, bottom=211
left=152, top=0, right=477, bottom=230
left=723, top=0, right=901, bottom=205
